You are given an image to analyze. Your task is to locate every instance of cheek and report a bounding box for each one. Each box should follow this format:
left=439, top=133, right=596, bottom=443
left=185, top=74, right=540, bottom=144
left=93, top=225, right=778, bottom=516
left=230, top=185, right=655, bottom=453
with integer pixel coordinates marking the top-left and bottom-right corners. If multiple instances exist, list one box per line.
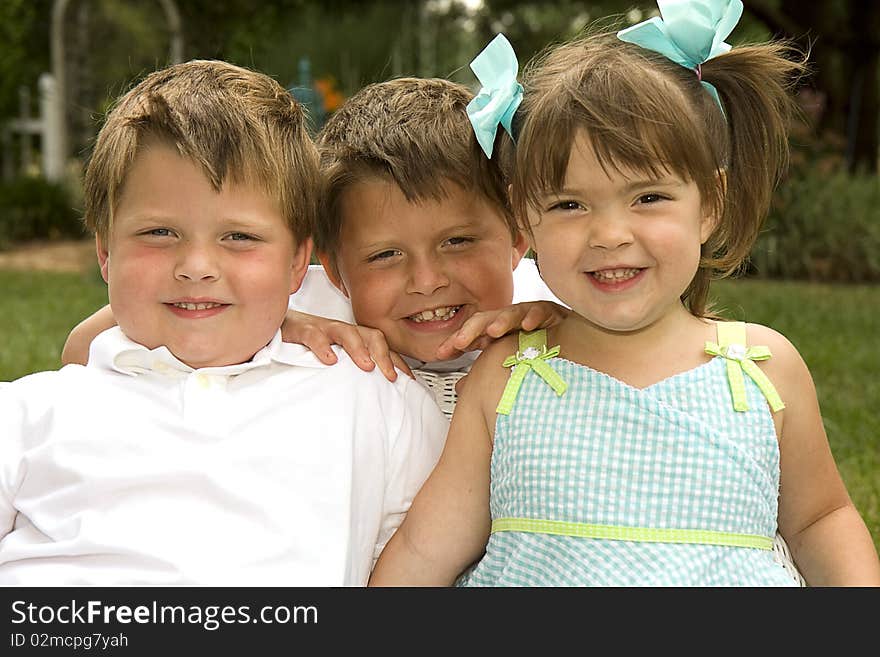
left=345, top=271, right=398, bottom=323
left=106, top=246, right=166, bottom=291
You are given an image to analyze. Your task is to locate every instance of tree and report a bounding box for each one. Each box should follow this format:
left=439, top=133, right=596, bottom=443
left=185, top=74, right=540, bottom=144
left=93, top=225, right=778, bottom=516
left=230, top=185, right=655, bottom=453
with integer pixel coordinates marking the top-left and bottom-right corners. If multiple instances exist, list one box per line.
left=746, top=0, right=879, bottom=173
left=478, top=0, right=879, bottom=173
left=0, top=0, right=52, bottom=122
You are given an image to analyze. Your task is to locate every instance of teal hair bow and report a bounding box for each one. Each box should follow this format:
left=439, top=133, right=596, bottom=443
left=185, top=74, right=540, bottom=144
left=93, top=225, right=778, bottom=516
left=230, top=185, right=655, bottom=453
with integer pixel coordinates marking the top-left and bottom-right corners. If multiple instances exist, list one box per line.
left=466, top=34, right=523, bottom=159
left=617, top=0, right=743, bottom=113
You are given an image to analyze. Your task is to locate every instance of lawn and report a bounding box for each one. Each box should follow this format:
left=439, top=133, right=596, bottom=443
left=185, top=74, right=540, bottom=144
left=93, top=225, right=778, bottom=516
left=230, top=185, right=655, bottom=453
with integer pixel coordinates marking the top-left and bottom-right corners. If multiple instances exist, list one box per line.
left=0, top=270, right=877, bottom=553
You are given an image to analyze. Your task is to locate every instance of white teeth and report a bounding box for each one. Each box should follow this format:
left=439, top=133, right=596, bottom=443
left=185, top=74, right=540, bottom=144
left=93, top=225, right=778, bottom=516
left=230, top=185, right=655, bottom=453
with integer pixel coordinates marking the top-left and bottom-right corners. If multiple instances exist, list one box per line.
left=173, top=302, right=224, bottom=310
left=591, top=268, right=641, bottom=281
left=408, top=306, right=461, bottom=323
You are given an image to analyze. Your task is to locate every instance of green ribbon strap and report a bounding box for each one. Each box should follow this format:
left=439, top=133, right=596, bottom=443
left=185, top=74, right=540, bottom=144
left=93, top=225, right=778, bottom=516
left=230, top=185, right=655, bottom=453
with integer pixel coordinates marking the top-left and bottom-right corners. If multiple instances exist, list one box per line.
left=492, top=517, right=773, bottom=550
left=496, top=329, right=567, bottom=415
left=705, top=322, right=785, bottom=413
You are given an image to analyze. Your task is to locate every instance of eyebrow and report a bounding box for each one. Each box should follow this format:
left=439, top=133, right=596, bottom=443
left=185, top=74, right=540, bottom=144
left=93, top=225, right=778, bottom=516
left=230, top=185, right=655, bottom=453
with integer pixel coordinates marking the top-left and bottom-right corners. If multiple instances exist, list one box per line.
left=552, top=177, right=685, bottom=197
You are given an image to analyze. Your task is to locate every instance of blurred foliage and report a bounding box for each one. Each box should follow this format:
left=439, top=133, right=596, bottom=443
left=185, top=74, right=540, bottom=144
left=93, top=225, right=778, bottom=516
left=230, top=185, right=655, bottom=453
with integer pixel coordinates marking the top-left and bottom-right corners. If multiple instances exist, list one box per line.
left=0, top=0, right=50, bottom=121
left=1, top=1, right=875, bottom=170
left=0, top=177, right=84, bottom=250
left=751, top=161, right=880, bottom=283
left=0, top=1, right=875, bottom=269
left=746, top=88, right=880, bottom=283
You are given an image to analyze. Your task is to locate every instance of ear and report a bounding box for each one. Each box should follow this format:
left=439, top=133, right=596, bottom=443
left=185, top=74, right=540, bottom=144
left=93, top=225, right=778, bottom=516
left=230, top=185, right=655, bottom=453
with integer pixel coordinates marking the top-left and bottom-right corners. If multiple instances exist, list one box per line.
left=288, top=237, right=314, bottom=295
left=511, top=230, right=529, bottom=269
left=96, top=235, right=110, bottom=284
left=700, top=169, right=725, bottom=244
left=316, top=251, right=349, bottom=298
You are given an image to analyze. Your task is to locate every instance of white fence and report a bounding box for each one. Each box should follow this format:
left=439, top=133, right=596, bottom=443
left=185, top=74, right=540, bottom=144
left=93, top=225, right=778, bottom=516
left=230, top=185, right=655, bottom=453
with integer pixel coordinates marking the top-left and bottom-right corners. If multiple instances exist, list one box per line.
left=1, top=74, right=65, bottom=183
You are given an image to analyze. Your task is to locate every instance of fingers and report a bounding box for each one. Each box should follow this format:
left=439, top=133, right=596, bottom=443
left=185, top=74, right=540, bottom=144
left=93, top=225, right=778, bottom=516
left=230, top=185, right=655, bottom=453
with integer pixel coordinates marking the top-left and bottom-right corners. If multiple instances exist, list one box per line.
left=435, top=302, right=570, bottom=360
left=328, top=327, right=377, bottom=374
left=390, top=352, right=414, bottom=380
left=437, top=308, right=525, bottom=359
left=287, top=325, right=339, bottom=365
left=434, top=337, right=464, bottom=361
left=357, top=327, right=398, bottom=382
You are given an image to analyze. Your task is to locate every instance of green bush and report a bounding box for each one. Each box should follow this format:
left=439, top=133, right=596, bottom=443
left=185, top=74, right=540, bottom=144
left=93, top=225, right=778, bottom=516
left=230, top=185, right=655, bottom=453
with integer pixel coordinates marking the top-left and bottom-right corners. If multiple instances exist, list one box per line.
left=0, top=176, right=85, bottom=250
left=750, top=164, right=880, bottom=282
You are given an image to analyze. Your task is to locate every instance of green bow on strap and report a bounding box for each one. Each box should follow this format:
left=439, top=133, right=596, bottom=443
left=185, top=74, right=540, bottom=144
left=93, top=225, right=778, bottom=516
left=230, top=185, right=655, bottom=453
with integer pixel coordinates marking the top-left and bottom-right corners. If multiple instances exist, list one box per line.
left=704, top=340, right=785, bottom=413
left=496, top=331, right=568, bottom=415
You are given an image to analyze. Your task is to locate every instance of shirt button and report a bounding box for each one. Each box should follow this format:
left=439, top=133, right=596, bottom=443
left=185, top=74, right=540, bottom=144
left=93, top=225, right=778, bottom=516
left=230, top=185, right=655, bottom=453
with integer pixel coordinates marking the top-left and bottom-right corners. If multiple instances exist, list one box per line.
left=196, top=373, right=210, bottom=388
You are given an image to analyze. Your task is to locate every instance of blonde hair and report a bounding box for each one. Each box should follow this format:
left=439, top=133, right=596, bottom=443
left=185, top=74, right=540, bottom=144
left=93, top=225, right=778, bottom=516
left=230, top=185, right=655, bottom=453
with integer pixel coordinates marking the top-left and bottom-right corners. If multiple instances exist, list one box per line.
left=83, top=59, right=319, bottom=246
left=509, top=26, right=807, bottom=316
left=315, top=77, right=515, bottom=275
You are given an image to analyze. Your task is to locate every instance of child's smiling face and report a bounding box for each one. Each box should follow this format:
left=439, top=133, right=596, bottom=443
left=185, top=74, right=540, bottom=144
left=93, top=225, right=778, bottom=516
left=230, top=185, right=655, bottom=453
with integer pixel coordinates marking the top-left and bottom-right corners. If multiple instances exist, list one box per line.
left=526, top=130, right=718, bottom=334
left=321, top=178, right=527, bottom=363
left=98, top=143, right=311, bottom=369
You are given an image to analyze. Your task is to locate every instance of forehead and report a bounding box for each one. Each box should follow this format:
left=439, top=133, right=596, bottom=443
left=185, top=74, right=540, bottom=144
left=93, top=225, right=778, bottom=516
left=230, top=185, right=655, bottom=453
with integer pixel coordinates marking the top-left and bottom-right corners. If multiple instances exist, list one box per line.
left=114, top=145, right=284, bottom=227
left=338, top=177, right=508, bottom=239
left=563, top=130, right=681, bottom=184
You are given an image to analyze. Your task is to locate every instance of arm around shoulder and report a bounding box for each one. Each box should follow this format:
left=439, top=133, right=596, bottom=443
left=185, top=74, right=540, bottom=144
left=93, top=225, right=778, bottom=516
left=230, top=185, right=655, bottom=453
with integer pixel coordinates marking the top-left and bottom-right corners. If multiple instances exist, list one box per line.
left=61, top=305, right=116, bottom=366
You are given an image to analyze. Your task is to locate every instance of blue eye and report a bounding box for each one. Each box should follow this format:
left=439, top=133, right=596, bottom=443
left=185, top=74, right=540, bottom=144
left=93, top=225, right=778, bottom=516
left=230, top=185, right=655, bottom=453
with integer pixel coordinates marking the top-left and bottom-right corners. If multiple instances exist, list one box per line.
left=636, top=193, right=667, bottom=204
left=147, top=228, right=173, bottom=236
left=226, top=232, right=255, bottom=241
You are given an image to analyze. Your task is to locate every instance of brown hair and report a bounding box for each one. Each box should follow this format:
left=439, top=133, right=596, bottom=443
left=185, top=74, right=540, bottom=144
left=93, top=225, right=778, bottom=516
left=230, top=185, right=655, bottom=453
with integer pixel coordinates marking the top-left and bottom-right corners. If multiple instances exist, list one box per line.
left=509, top=26, right=807, bottom=316
left=315, top=77, right=515, bottom=275
left=83, top=59, right=319, bottom=246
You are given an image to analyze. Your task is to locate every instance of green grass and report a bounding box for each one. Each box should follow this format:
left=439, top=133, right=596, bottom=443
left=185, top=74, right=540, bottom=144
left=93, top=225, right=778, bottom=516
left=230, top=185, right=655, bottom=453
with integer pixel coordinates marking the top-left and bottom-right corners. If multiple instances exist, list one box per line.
left=0, top=267, right=108, bottom=381
left=0, top=270, right=877, bottom=552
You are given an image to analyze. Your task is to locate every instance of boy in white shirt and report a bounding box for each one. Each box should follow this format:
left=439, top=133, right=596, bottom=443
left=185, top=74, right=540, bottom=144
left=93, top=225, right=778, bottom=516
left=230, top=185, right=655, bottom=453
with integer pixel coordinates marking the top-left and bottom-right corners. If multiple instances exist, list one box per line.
left=0, top=60, right=446, bottom=585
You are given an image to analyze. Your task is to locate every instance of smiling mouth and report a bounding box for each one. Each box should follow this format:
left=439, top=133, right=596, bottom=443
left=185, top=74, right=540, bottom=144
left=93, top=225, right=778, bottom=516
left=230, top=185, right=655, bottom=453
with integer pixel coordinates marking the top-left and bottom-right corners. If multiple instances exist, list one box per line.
left=589, top=268, right=643, bottom=282
left=170, top=302, right=227, bottom=310
left=407, top=305, right=462, bottom=323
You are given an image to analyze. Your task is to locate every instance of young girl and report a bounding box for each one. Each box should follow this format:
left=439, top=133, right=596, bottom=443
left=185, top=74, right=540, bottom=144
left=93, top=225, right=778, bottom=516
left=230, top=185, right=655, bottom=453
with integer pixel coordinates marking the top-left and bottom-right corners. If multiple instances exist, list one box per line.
left=369, top=3, right=880, bottom=586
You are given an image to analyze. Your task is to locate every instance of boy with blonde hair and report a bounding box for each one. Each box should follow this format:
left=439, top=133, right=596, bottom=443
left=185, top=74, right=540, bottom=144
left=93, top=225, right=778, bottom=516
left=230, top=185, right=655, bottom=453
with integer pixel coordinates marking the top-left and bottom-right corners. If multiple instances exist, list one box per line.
left=0, top=60, right=446, bottom=585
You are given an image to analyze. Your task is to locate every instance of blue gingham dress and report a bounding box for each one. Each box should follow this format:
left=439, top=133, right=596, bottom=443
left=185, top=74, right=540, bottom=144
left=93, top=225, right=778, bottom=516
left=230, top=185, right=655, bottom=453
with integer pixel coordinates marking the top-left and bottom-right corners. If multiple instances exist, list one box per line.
left=458, top=355, right=798, bottom=587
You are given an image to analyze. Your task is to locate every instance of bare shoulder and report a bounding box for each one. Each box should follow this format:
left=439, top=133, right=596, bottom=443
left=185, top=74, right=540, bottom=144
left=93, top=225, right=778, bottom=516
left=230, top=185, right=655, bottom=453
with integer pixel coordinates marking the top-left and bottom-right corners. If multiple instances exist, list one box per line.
left=743, top=322, right=815, bottom=401
left=457, top=334, right=518, bottom=416
left=744, top=323, right=807, bottom=368
left=470, top=333, right=519, bottom=378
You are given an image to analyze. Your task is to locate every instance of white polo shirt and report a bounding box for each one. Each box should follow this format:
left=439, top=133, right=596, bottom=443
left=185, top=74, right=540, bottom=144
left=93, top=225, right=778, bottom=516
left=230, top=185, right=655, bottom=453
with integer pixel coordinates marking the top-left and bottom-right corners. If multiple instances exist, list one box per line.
left=0, top=327, right=447, bottom=586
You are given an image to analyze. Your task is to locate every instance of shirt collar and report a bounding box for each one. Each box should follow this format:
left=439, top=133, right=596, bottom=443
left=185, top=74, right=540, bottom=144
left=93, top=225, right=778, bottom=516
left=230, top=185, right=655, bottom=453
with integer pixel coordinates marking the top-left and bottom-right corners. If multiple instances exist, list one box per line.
left=402, top=350, right=480, bottom=373
left=89, top=327, right=329, bottom=377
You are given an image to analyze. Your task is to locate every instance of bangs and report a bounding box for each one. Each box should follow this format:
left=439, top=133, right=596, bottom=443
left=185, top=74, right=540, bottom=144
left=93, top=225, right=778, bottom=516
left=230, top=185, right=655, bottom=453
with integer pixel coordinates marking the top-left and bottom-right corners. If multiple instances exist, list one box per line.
left=513, top=34, right=727, bottom=223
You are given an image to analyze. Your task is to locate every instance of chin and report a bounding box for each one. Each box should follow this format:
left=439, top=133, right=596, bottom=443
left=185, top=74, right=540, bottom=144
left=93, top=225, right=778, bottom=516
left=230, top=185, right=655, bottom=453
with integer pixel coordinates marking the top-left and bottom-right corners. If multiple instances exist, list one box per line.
left=401, top=342, right=444, bottom=364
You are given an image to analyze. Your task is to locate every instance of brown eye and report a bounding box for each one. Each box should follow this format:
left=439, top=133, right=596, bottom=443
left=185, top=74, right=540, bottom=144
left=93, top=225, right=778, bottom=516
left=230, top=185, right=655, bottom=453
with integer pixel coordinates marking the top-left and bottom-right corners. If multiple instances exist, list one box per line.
left=549, top=200, right=582, bottom=212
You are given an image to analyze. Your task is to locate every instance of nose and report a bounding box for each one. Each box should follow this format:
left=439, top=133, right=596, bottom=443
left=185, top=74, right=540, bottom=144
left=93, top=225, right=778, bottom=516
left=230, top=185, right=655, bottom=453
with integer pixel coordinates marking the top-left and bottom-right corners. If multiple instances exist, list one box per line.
left=406, top=254, right=449, bottom=295
left=174, top=240, right=220, bottom=282
left=587, top=211, right=634, bottom=251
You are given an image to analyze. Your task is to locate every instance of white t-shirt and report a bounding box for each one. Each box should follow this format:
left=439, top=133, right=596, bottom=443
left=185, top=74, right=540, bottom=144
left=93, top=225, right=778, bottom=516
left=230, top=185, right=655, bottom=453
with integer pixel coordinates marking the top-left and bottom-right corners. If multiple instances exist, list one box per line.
left=0, top=327, right=447, bottom=586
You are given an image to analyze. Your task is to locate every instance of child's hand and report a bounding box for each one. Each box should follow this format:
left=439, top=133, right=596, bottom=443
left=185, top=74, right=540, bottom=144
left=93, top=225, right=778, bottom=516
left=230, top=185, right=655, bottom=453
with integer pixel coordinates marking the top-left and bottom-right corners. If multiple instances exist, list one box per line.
left=281, top=310, right=412, bottom=381
left=435, top=301, right=569, bottom=360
